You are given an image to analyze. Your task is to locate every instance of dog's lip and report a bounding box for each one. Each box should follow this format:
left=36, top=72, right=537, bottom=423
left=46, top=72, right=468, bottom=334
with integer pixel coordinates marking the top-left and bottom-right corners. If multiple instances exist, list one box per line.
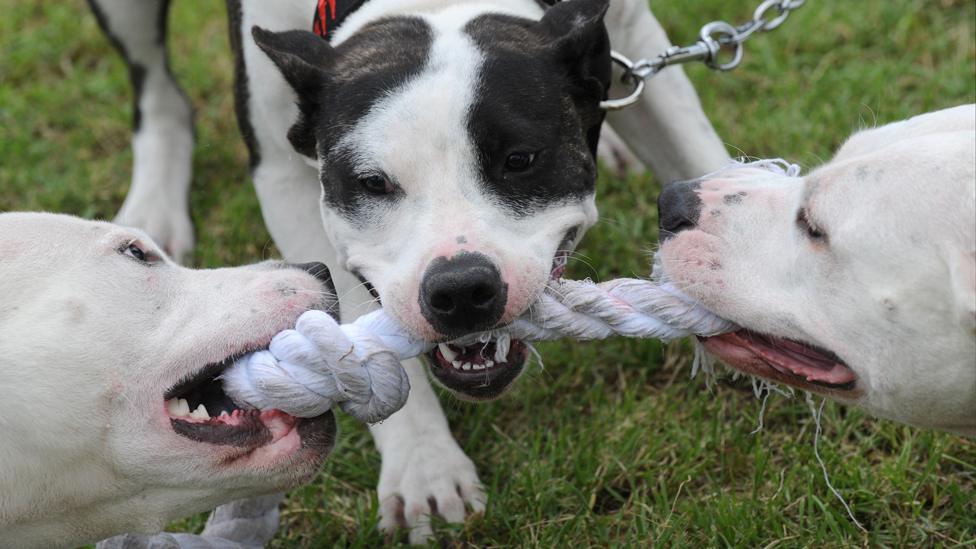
left=162, top=334, right=335, bottom=452
left=425, top=339, right=528, bottom=401
left=550, top=230, right=577, bottom=279
left=699, top=329, right=863, bottom=396
left=169, top=408, right=336, bottom=456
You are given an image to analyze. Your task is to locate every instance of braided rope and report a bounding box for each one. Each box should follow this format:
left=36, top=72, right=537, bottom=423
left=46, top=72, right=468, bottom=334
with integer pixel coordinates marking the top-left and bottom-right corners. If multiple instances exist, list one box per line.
left=221, top=276, right=735, bottom=420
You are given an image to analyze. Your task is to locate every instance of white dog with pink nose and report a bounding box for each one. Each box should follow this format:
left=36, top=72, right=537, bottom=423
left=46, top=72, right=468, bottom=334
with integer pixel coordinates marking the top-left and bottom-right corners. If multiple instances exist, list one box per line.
left=656, top=104, right=976, bottom=436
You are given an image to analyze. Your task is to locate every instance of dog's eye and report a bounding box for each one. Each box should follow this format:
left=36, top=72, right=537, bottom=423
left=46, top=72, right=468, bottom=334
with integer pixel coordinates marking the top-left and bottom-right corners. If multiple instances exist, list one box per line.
left=796, top=209, right=827, bottom=242
left=504, top=152, right=536, bottom=172
left=120, top=241, right=158, bottom=264
left=126, top=243, right=147, bottom=262
left=359, top=174, right=394, bottom=195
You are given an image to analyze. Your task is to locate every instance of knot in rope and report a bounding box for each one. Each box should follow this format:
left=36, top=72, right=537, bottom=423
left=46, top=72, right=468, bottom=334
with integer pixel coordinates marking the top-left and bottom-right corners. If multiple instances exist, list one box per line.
left=220, top=310, right=410, bottom=423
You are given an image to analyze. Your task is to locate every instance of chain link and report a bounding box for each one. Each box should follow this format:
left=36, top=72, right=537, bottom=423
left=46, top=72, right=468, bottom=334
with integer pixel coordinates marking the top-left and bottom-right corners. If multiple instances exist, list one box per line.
left=601, top=0, right=806, bottom=110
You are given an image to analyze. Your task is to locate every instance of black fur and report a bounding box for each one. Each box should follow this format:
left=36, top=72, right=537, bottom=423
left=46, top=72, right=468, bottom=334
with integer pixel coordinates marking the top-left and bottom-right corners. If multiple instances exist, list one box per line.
left=227, top=0, right=261, bottom=168
left=464, top=0, right=611, bottom=215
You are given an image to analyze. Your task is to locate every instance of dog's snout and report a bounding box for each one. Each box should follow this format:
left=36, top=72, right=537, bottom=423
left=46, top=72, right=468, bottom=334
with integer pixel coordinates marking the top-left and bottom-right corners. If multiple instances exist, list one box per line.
left=419, top=253, right=507, bottom=337
left=657, top=180, right=703, bottom=241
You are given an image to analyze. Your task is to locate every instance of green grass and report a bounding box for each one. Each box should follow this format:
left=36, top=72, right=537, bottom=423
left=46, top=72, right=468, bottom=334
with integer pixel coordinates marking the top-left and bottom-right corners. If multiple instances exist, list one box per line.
left=2, top=0, right=974, bottom=547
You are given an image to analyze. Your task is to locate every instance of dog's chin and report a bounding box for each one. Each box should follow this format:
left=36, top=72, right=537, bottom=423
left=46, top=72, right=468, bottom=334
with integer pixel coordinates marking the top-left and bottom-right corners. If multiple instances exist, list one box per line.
left=425, top=339, right=528, bottom=401
left=162, top=351, right=337, bottom=468
left=698, top=329, right=864, bottom=399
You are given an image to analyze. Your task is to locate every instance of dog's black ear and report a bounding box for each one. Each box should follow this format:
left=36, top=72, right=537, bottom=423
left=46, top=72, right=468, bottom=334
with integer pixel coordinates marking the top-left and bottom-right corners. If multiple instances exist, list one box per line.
left=534, top=0, right=611, bottom=155
left=535, top=0, right=611, bottom=88
left=252, top=27, right=335, bottom=158
left=252, top=27, right=333, bottom=93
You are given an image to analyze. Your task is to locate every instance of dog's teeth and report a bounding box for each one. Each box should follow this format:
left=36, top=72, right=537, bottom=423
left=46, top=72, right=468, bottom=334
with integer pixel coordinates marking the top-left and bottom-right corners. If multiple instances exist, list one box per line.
left=439, top=343, right=458, bottom=362
left=451, top=360, right=462, bottom=369
left=462, top=362, right=472, bottom=371
left=167, top=399, right=181, bottom=416
left=473, top=363, right=485, bottom=370
left=190, top=404, right=210, bottom=420
left=219, top=410, right=229, bottom=417
left=176, top=398, right=191, bottom=417
left=485, top=360, right=494, bottom=368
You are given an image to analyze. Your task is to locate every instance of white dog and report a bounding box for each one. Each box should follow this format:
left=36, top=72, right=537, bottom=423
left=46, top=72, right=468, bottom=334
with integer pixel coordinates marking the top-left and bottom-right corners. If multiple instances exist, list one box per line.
left=0, top=213, right=340, bottom=547
left=656, top=105, right=976, bottom=436
left=86, top=0, right=730, bottom=540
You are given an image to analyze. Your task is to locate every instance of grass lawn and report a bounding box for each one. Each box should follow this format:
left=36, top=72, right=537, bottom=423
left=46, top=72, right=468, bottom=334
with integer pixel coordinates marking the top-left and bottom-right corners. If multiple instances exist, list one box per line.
left=1, top=0, right=974, bottom=547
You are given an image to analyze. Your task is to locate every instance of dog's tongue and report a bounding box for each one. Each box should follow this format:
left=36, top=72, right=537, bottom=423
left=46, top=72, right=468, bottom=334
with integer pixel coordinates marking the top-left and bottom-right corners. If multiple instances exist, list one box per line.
left=740, top=332, right=857, bottom=385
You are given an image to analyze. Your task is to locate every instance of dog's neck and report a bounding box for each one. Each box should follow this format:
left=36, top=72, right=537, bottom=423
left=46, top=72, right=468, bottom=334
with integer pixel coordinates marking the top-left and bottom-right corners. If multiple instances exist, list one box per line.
left=1, top=450, right=133, bottom=547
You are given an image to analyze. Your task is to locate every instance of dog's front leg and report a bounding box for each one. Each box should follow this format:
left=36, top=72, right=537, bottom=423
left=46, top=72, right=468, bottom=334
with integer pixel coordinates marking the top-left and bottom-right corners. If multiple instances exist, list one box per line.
left=331, top=271, right=484, bottom=544
left=370, top=357, right=485, bottom=544
left=604, top=0, right=731, bottom=181
left=88, top=0, right=195, bottom=263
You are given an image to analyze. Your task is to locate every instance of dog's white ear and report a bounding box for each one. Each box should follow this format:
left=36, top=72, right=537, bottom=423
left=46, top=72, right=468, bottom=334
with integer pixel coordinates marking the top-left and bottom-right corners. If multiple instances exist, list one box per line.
left=949, top=248, right=976, bottom=333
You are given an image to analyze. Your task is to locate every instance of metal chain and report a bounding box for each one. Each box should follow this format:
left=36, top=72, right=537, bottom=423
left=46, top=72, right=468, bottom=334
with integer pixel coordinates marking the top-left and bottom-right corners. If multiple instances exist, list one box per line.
left=601, top=0, right=806, bottom=110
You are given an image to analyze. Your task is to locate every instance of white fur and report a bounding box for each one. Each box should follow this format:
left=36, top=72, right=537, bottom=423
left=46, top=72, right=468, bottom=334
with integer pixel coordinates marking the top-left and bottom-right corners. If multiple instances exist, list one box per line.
left=659, top=105, right=976, bottom=435
left=0, top=213, right=334, bottom=547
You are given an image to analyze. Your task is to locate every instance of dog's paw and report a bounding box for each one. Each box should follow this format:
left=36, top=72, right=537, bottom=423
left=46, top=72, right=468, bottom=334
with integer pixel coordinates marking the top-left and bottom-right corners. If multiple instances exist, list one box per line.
left=377, top=436, right=485, bottom=544
left=115, top=198, right=194, bottom=265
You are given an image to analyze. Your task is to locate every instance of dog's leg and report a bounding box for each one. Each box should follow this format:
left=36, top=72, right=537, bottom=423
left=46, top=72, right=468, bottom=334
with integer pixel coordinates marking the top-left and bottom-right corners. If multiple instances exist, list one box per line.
left=88, top=0, right=195, bottom=263
left=604, top=0, right=731, bottom=182
left=371, top=357, right=485, bottom=544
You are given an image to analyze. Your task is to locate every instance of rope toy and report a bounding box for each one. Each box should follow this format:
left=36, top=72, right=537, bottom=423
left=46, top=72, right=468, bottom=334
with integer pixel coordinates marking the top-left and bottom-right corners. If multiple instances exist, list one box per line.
left=220, top=276, right=735, bottom=420
left=220, top=159, right=799, bottom=422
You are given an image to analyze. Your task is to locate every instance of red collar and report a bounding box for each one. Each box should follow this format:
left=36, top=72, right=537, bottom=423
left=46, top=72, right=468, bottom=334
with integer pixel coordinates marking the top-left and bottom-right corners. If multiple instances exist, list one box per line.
left=312, top=0, right=365, bottom=41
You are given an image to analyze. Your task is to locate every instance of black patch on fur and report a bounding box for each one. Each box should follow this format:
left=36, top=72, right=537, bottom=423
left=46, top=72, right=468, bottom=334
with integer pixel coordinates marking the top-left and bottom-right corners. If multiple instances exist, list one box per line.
left=254, top=18, right=432, bottom=221
left=464, top=2, right=610, bottom=215
left=723, top=191, right=747, bottom=205
left=87, top=0, right=187, bottom=133
left=318, top=17, right=433, bottom=221
left=227, top=0, right=261, bottom=168
left=129, top=63, right=147, bottom=131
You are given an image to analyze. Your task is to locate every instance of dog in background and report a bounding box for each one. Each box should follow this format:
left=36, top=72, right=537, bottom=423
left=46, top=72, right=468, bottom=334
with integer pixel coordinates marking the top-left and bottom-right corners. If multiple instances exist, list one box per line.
left=657, top=105, right=976, bottom=436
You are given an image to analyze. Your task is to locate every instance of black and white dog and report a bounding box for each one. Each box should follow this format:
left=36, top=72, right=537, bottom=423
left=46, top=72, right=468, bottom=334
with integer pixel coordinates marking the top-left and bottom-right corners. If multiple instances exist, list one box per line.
left=88, top=0, right=729, bottom=541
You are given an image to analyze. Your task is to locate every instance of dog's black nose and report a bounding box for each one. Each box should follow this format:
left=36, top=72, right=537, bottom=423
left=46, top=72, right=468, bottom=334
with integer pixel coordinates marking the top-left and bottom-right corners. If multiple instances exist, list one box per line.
left=657, top=180, right=703, bottom=241
left=420, top=253, right=507, bottom=337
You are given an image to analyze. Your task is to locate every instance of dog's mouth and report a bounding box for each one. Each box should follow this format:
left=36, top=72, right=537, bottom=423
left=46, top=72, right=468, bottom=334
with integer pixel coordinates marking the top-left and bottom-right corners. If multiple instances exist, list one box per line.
left=425, top=339, right=529, bottom=401
left=550, top=228, right=577, bottom=279
left=422, top=230, right=575, bottom=400
left=699, top=330, right=863, bottom=397
left=163, top=354, right=335, bottom=455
